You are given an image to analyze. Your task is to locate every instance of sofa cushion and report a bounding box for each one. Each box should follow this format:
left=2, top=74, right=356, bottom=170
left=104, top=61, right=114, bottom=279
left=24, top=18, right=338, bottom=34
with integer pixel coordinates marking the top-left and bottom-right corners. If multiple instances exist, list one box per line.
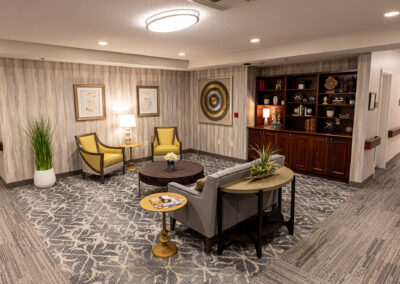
left=104, top=153, right=123, bottom=168
left=154, top=145, right=180, bottom=156
left=194, top=177, right=206, bottom=192
left=157, top=128, right=174, bottom=145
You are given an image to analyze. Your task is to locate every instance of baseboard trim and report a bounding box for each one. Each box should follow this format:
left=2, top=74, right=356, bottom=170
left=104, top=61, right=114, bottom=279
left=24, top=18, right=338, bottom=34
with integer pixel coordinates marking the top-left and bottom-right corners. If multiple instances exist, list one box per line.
left=2, top=150, right=246, bottom=188
left=386, top=151, right=400, bottom=167
left=349, top=174, right=373, bottom=188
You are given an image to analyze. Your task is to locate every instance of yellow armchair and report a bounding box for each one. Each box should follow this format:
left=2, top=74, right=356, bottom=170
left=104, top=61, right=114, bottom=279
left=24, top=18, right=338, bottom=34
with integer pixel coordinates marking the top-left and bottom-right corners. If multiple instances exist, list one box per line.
left=75, top=133, right=125, bottom=183
left=151, top=127, right=182, bottom=161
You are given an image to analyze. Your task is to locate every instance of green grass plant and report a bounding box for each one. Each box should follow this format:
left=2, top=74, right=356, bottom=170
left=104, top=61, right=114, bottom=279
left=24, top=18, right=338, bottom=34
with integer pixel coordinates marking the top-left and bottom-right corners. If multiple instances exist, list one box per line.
left=26, top=118, right=53, bottom=171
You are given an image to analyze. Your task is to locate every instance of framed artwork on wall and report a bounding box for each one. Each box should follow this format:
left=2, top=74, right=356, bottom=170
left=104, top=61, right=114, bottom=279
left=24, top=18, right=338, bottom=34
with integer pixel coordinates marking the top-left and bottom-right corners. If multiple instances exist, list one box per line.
left=137, top=86, right=160, bottom=117
left=368, top=92, right=376, bottom=110
left=198, top=77, right=232, bottom=126
left=73, top=84, right=106, bottom=121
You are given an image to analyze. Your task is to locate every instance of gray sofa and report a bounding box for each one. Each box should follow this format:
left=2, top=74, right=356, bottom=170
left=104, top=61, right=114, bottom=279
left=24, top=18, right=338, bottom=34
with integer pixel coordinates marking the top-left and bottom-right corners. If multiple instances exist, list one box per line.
left=168, top=154, right=285, bottom=252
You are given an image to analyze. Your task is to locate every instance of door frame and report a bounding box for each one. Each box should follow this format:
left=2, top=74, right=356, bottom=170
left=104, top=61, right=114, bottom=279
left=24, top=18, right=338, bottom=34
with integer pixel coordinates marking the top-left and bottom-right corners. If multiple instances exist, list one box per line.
left=375, top=69, right=392, bottom=169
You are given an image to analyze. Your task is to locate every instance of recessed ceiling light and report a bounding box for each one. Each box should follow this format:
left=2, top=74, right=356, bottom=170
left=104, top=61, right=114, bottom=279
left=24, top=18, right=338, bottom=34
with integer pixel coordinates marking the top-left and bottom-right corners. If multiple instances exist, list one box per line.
left=384, top=11, right=400, bottom=17
left=178, top=52, right=186, bottom=56
left=250, top=38, right=260, bottom=43
left=145, top=9, right=200, bottom=33
left=98, top=41, right=108, bottom=46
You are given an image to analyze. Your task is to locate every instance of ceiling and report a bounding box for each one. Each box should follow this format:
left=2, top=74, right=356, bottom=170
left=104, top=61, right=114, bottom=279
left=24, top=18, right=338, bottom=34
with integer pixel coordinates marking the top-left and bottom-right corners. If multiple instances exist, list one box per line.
left=0, top=0, right=400, bottom=69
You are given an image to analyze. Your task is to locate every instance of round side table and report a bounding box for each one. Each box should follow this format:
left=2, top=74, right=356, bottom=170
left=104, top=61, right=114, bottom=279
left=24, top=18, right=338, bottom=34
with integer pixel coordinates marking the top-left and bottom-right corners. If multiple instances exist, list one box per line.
left=120, top=143, right=142, bottom=171
left=140, top=192, right=187, bottom=258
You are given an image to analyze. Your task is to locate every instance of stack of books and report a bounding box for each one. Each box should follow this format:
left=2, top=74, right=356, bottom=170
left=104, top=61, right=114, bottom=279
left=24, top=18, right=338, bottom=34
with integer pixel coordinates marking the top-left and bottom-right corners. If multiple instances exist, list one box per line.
left=305, top=118, right=316, bottom=131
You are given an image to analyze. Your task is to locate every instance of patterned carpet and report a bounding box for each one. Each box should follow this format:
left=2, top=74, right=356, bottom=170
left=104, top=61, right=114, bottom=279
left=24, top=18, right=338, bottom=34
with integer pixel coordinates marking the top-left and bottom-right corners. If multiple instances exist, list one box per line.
left=9, top=153, right=357, bottom=283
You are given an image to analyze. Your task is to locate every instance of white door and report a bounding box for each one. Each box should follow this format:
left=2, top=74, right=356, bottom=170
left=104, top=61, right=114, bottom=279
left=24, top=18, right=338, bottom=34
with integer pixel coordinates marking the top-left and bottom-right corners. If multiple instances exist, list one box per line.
left=375, top=70, right=392, bottom=169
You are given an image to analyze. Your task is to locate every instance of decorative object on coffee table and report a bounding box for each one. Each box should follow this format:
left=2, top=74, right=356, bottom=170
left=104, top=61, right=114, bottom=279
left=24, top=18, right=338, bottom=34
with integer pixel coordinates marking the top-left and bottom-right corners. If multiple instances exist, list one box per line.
left=248, top=145, right=280, bottom=180
left=120, top=143, right=142, bottom=171
left=140, top=192, right=187, bottom=258
left=165, top=152, right=178, bottom=170
left=138, top=160, right=204, bottom=195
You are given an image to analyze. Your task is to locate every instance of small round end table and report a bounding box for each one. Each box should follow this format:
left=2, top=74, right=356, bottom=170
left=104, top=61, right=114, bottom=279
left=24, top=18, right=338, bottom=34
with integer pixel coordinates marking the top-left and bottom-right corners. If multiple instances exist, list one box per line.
left=120, top=143, right=142, bottom=171
left=140, top=192, right=187, bottom=258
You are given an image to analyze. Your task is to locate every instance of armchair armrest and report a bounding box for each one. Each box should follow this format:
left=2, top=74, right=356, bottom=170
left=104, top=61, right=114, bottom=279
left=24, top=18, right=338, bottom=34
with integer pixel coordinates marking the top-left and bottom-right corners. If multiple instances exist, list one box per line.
left=98, top=141, right=123, bottom=154
left=168, top=182, right=201, bottom=198
left=79, top=147, right=104, bottom=172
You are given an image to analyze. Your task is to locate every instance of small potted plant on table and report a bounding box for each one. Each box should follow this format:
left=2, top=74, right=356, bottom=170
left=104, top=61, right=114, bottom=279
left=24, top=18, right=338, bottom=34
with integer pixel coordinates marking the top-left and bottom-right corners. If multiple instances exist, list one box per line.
left=326, top=106, right=335, bottom=117
left=248, top=145, right=280, bottom=180
left=26, top=118, right=56, bottom=188
left=165, top=152, right=178, bottom=170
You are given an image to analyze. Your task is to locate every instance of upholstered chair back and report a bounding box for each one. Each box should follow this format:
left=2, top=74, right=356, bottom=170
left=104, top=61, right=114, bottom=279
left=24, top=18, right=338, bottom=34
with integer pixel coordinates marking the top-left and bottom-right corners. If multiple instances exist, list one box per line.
left=78, top=134, right=98, bottom=153
left=156, top=128, right=175, bottom=145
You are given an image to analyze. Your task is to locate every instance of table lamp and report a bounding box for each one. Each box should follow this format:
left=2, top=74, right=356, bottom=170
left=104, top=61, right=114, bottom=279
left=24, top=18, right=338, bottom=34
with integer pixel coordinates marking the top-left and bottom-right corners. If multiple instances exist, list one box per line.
left=120, top=114, right=136, bottom=145
left=263, top=108, right=270, bottom=126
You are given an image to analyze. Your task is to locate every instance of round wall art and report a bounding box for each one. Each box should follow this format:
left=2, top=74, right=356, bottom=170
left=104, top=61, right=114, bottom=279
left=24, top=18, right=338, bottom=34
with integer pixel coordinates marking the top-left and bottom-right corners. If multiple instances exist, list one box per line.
left=200, top=81, right=230, bottom=121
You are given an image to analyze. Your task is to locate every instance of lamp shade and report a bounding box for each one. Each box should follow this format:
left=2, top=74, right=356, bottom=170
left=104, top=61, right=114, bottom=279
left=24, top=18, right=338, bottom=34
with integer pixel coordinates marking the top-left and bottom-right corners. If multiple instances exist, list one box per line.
left=120, top=115, right=136, bottom=128
left=263, top=108, right=270, bottom=118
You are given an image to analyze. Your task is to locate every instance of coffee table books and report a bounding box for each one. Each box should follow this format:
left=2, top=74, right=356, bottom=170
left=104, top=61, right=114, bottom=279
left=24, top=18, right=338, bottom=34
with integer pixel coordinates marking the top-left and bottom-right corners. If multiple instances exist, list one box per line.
left=150, top=195, right=184, bottom=210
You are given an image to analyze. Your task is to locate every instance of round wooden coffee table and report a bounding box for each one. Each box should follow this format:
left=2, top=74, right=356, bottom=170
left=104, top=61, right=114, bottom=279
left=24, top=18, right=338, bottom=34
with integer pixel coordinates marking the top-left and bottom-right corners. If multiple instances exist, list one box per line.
left=138, top=160, right=204, bottom=195
left=140, top=192, right=187, bottom=258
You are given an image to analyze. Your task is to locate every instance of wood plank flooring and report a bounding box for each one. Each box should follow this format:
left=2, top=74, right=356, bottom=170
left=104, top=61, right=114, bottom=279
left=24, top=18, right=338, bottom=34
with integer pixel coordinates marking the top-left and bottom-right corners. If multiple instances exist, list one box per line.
left=0, top=186, right=68, bottom=283
left=255, top=157, right=400, bottom=283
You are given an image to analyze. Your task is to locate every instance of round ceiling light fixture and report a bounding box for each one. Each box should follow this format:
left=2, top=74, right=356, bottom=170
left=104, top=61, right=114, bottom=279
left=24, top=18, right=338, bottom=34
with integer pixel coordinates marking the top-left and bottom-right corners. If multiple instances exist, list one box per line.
left=384, top=11, right=400, bottom=17
left=178, top=52, right=186, bottom=56
left=250, top=38, right=260, bottom=43
left=145, top=9, right=200, bottom=32
left=98, top=41, right=108, bottom=46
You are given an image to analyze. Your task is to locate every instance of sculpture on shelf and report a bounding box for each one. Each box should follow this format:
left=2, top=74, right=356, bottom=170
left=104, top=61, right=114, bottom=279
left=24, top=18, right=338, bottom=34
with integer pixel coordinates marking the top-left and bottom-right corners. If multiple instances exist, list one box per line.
left=275, top=79, right=282, bottom=90
left=270, top=109, right=281, bottom=128
left=322, top=96, right=329, bottom=104
left=324, top=76, right=338, bottom=94
left=346, top=77, right=357, bottom=92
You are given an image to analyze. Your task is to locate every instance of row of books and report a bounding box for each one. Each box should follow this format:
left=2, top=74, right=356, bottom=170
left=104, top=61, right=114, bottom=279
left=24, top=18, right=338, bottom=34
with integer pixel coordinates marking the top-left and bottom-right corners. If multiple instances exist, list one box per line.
left=150, top=195, right=184, bottom=210
left=305, top=118, right=316, bottom=131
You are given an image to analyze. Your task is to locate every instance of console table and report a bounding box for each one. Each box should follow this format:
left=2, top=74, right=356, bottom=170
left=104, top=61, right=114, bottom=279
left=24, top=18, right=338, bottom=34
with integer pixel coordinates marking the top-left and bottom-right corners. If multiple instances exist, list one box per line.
left=217, top=166, right=295, bottom=258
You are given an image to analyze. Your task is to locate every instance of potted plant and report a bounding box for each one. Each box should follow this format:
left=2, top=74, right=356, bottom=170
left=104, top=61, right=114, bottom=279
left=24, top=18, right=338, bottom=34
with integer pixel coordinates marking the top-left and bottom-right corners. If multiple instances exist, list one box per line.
left=164, top=152, right=178, bottom=170
left=248, top=145, right=280, bottom=180
left=26, top=118, right=56, bottom=188
left=326, top=106, right=335, bottom=117
left=298, top=80, right=306, bottom=90
left=263, top=95, right=271, bottom=105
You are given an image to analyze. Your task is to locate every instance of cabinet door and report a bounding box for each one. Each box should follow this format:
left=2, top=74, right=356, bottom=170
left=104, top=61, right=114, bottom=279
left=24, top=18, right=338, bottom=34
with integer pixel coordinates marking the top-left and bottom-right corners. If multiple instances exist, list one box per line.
left=327, top=138, right=351, bottom=179
left=309, top=136, right=328, bottom=175
left=291, top=134, right=309, bottom=171
left=248, top=130, right=260, bottom=160
left=260, top=131, right=276, bottom=149
left=276, top=133, right=291, bottom=167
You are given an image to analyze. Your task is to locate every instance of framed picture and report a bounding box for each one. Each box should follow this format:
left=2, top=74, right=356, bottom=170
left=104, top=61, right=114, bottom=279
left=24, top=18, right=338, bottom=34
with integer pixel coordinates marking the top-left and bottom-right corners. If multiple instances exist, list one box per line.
left=73, top=84, right=106, bottom=121
left=198, top=77, right=232, bottom=125
left=137, top=86, right=160, bottom=117
left=369, top=92, right=376, bottom=110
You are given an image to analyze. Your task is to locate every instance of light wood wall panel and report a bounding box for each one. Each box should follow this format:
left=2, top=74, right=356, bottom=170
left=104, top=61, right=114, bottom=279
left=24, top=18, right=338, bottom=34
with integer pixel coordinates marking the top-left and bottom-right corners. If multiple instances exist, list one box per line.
left=0, top=58, right=190, bottom=183
left=189, top=66, right=249, bottom=160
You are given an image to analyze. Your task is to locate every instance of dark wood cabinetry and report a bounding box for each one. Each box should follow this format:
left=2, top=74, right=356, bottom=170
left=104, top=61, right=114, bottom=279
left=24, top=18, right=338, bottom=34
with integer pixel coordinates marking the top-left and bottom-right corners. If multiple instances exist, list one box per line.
left=248, top=127, right=352, bottom=182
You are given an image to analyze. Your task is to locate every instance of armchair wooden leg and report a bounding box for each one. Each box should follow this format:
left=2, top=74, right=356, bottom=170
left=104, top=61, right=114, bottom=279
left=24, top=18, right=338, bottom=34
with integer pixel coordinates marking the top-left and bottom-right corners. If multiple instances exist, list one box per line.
left=123, top=166, right=126, bottom=175
left=101, top=174, right=105, bottom=184
left=82, top=172, right=86, bottom=179
left=205, top=237, right=212, bottom=253
left=170, top=218, right=176, bottom=231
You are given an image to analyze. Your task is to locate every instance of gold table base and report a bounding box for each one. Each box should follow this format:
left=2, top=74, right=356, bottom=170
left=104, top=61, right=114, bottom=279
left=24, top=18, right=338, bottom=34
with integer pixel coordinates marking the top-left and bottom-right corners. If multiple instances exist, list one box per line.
left=152, top=212, right=178, bottom=258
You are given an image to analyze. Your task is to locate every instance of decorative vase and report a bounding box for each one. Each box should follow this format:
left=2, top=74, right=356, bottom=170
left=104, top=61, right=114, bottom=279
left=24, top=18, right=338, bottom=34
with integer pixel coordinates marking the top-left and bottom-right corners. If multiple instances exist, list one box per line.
left=345, top=127, right=353, bottom=134
left=34, top=168, right=56, bottom=188
left=326, top=110, right=335, bottom=117
left=264, top=99, right=270, bottom=105
left=167, top=160, right=175, bottom=170
left=273, top=96, right=278, bottom=105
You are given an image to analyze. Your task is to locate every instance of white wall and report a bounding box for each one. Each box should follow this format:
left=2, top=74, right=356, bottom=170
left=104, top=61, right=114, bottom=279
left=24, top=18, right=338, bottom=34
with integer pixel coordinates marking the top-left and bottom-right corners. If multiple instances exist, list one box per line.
left=369, top=51, right=400, bottom=165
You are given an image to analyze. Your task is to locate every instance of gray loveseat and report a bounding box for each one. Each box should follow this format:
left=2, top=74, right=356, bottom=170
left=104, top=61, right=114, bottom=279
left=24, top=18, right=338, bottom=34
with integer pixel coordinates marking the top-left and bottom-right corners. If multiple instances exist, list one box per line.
left=168, top=154, right=285, bottom=252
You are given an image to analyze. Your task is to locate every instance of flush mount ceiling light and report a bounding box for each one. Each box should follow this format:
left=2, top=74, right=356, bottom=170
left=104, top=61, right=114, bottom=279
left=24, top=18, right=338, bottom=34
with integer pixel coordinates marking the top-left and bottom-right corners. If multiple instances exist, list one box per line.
left=250, top=38, right=260, bottom=43
left=178, top=52, right=186, bottom=56
left=98, top=41, right=108, bottom=46
left=145, top=9, right=200, bottom=32
left=384, top=11, right=400, bottom=17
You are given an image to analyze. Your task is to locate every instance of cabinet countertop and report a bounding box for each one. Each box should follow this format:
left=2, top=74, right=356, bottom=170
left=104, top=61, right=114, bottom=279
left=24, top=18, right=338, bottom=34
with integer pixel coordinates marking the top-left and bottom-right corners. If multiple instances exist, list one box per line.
left=248, top=126, right=352, bottom=139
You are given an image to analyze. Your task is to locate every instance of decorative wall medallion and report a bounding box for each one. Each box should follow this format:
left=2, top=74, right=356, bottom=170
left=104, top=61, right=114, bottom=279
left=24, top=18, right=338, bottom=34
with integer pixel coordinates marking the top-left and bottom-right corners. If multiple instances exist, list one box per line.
left=198, top=77, right=232, bottom=125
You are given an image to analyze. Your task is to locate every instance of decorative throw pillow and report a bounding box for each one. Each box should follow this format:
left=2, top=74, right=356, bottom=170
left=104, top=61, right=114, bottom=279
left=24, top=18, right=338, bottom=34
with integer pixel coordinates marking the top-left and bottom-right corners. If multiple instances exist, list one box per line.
left=194, top=177, right=206, bottom=192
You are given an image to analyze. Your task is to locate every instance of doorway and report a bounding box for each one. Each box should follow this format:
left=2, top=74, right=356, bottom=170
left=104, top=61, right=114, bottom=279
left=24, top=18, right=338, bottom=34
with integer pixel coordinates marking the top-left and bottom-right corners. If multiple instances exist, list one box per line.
left=375, top=70, right=392, bottom=169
